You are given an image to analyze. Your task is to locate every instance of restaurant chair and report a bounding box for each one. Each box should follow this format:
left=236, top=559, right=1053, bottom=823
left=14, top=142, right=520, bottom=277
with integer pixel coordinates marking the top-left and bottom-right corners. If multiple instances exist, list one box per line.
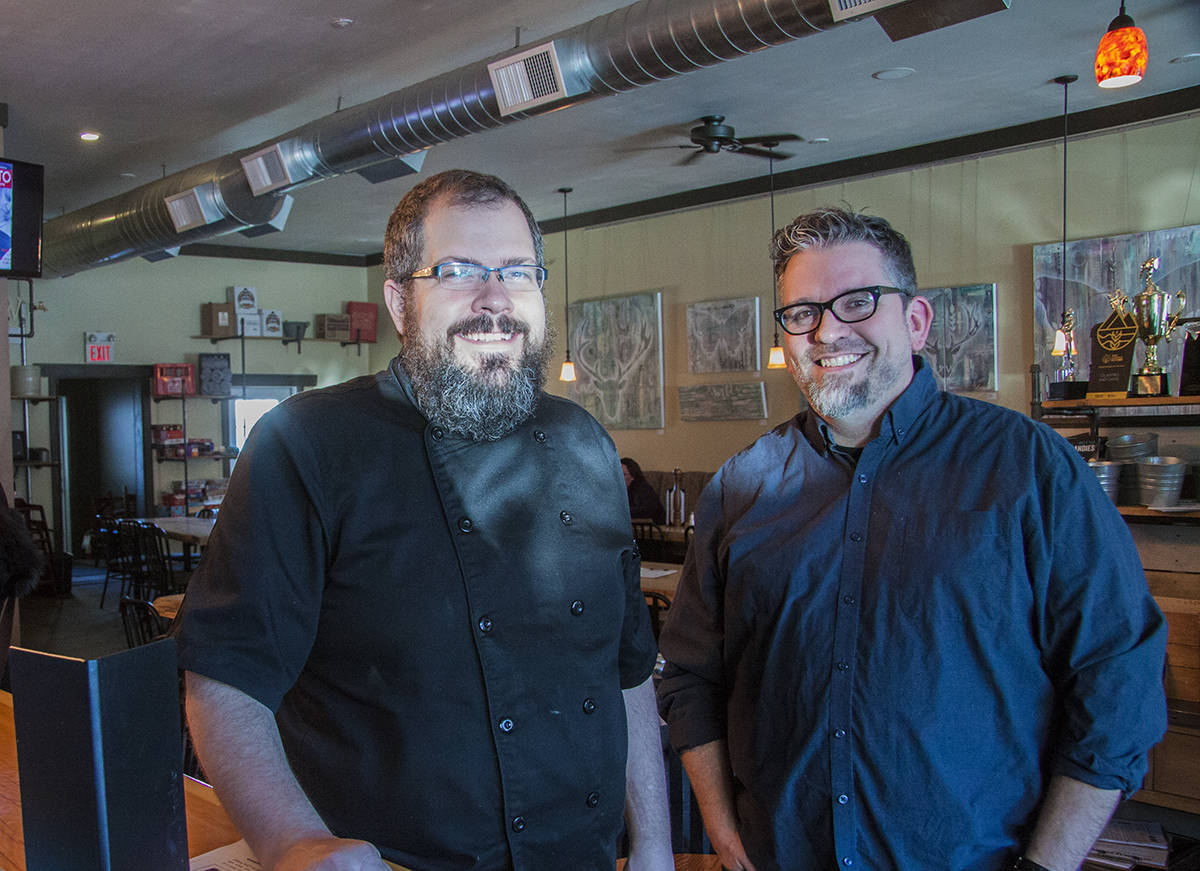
left=135, top=522, right=187, bottom=598
left=632, top=520, right=669, bottom=562
left=194, top=507, right=215, bottom=519
left=95, top=515, right=131, bottom=609
left=643, top=590, right=672, bottom=643
left=118, top=595, right=169, bottom=648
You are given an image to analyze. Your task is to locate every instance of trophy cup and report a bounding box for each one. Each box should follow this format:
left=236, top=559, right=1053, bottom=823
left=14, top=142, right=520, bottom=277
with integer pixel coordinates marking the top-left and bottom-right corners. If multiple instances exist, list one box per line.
left=1127, top=257, right=1186, bottom=396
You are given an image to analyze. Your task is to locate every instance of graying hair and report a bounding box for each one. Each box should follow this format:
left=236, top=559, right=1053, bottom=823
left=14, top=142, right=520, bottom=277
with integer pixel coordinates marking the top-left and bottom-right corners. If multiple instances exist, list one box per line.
left=770, top=207, right=917, bottom=294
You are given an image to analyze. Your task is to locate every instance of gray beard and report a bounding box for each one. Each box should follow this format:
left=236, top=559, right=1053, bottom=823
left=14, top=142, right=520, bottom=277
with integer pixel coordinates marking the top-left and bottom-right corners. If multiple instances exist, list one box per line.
left=796, top=346, right=903, bottom=421
left=400, top=314, right=551, bottom=442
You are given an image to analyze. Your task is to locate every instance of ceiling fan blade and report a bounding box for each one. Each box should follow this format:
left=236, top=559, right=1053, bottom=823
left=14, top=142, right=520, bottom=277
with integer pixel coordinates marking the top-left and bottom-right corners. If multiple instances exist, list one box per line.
left=737, top=133, right=803, bottom=145
left=735, top=146, right=795, bottom=160
left=677, top=148, right=706, bottom=166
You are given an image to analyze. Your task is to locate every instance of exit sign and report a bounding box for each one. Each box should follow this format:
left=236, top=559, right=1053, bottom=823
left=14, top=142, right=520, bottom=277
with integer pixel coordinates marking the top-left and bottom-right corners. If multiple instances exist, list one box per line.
left=85, top=331, right=116, bottom=363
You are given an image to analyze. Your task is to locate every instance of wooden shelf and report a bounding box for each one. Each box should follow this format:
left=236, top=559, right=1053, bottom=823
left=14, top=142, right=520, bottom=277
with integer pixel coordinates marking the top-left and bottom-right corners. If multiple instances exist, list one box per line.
left=1118, top=505, right=1200, bottom=524
left=1042, top=396, right=1200, bottom=410
left=12, top=461, right=59, bottom=469
left=10, top=394, right=58, bottom=404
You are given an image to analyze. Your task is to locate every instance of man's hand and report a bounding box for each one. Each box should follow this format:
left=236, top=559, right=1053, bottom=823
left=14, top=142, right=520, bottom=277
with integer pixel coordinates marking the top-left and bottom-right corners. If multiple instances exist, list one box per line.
left=272, top=836, right=390, bottom=871
left=708, top=827, right=757, bottom=871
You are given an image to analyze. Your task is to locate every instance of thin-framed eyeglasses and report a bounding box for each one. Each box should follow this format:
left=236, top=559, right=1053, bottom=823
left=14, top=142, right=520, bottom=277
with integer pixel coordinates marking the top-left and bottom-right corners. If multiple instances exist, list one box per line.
left=406, top=262, right=547, bottom=292
left=773, top=285, right=910, bottom=336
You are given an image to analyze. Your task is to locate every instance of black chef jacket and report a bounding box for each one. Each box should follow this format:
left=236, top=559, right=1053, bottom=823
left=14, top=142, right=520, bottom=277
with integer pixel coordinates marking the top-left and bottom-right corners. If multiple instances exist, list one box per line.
left=176, top=359, right=657, bottom=870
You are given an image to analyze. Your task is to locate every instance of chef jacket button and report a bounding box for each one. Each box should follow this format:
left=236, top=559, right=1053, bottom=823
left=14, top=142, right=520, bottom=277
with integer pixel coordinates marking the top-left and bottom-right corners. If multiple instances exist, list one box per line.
left=838, top=794, right=849, bottom=805
left=582, top=697, right=596, bottom=714
left=534, top=429, right=547, bottom=443
left=511, top=816, right=526, bottom=832
left=631, top=543, right=641, bottom=558
left=858, top=473, right=868, bottom=484
left=458, top=517, right=473, bottom=533
left=478, top=616, right=493, bottom=634
left=849, top=531, right=862, bottom=542
left=842, top=858, right=853, bottom=866
left=431, top=426, right=445, bottom=440
left=570, top=600, right=585, bottom=616
left=836, top=661, right=849, bottom=671
left=560, top=510, right=574, bottom=525
left=834, top=728, right=847, bottom=739
left=586, top=791, right=600, bottom=808
left=498, top=717, right=514, bottom=733
left=843, top=595, right=855, bottom=605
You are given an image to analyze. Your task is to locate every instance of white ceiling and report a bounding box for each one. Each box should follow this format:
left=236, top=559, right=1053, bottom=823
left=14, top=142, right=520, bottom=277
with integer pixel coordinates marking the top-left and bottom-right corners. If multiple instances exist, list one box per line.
left=3, top=0, right=1198, bottom=260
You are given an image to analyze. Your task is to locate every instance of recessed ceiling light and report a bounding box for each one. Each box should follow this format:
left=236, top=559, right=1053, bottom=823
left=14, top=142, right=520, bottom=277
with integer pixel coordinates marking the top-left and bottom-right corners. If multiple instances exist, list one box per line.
left=1169, top=53, right=1200, bottom=64
left=808, top=136, right=830, bottom=144
left=330, top=17, right=354, bottom=28
left=79, top=131, right=101, bottom=142
left=119, top=171, right=137, bottom=179
left=871, top=67, right=915, bottom=80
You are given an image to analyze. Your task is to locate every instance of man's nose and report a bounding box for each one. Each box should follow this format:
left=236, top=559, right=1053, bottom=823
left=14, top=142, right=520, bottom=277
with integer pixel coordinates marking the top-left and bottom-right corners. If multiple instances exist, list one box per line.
left=471, top=273, right=514, bottom=314
left=811, top=306, right=850, bottom=344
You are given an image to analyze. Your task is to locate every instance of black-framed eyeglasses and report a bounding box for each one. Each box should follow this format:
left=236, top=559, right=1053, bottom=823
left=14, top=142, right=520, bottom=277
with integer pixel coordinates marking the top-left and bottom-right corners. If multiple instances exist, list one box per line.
left=773, top=285, right=910, bottom=336
left=406, top=262, right=547, bottom=292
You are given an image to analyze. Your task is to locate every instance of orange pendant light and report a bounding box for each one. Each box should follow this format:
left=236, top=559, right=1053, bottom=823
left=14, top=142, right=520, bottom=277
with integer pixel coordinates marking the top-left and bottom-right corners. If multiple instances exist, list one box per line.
left=1095, top=2, right=1148, bottom=89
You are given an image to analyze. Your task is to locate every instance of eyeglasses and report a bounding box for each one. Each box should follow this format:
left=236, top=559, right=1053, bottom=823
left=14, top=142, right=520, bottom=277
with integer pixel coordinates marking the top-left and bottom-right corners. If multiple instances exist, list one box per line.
left=773, top=285, right=909, bottom=336
left=406, top=261, right=547, bottom=292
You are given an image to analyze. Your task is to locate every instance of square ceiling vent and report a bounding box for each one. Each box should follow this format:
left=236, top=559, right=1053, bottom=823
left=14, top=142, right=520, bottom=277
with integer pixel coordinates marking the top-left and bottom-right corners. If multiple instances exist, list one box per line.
left=488, top=41, right=576, bottom=116
left=827, top=0, right=910, bottom=22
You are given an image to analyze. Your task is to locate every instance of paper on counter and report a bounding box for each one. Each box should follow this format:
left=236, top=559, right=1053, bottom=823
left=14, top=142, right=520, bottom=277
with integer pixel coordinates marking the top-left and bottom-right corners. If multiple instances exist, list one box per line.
left=189, top=839, right=260, bottom=871
left=640, top=567, right=678, bottom=578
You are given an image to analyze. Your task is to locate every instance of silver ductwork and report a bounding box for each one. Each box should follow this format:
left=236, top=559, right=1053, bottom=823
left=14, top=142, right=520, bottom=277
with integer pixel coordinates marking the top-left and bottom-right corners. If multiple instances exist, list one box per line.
left=41, top=0, right=894, bottom=278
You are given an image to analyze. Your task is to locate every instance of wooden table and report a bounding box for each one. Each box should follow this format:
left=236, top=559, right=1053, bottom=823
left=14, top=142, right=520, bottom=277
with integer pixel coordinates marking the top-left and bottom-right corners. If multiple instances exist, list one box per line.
left=152, top=592, right=185, bottom=621
left=135, top=516, right=215, bottom=547
left=0, top=690, right=717, bottom=869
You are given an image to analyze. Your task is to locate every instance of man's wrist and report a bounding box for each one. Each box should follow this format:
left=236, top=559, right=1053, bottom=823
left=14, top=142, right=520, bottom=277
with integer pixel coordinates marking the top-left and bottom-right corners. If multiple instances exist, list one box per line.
left=1011, top=857, right=1053, bottom=871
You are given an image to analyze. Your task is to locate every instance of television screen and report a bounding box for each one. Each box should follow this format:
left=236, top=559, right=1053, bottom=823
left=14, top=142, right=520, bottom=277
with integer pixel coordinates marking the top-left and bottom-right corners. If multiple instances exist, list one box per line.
left=0, top=158, right=45, bottom=279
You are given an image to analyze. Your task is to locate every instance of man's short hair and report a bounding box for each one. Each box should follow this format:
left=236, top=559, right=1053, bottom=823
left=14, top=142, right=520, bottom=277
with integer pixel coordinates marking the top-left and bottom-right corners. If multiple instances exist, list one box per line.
left=383, top=169, right=544, bottom=286
left=770, top=207, right=917, bottom=295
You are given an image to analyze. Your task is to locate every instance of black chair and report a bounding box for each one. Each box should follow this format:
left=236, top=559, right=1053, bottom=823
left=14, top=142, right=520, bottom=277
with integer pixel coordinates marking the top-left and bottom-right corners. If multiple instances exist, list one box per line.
left=118, top=596, right=169, bottom=647
left=135, top=521, right=186, bottom=598
left=633, top=521, right=669, bottom=562
left=643, top=590, right=672, bottom=643
left=95, top=515, right=130, bottom=609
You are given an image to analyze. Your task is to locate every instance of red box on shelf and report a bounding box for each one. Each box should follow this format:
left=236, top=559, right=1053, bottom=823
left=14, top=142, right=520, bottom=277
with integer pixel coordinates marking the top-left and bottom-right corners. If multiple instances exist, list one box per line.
left=344, top=302, right=378, bottom=343
left=152, top=364, right=195, bottom=397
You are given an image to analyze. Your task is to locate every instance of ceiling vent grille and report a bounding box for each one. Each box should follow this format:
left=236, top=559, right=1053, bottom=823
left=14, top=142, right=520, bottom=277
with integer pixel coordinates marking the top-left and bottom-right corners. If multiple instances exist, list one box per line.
left=164, top=184, right=223, bottom=232
left=827, top=0, right=909, bottom=22
left=241, top=144, right=299, bottom=196
left=488, top=42, right=569, bottom=116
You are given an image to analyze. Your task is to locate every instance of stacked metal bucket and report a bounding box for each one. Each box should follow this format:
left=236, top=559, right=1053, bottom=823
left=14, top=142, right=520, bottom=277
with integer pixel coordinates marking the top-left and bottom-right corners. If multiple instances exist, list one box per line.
left=1090, top=432, right=1189, bottom=508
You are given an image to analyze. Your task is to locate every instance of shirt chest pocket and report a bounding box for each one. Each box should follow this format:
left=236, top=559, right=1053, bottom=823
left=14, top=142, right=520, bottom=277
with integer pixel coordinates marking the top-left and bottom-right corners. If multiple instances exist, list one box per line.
left=890, top=509, right=1020, bottom=627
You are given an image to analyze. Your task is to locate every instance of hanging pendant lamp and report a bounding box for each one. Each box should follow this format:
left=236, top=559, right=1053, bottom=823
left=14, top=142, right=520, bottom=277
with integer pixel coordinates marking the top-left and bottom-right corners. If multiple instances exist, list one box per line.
left=1095, top=2, right=1148, bottom=89
left=557, top=186, right=577, bottom=383
left=1049, top=75, right=1081, bottom=397
left=765, top=147, right=787, bottom=369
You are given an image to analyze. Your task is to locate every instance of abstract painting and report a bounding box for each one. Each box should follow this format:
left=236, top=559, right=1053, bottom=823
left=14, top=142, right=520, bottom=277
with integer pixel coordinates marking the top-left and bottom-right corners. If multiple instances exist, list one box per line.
left=918, top=283, right=997, bottom=393
left=567, top=291, right=664, bottom=429
left=1033, top=223, right=1200, bottom=387
left=677, top=382, right=767, bottom=421
left=685, top=297, right=760, bottom=373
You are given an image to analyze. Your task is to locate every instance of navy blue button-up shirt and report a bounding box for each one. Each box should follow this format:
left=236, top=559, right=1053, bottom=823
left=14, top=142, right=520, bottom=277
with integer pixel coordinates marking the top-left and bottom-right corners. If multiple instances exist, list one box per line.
left=657, top=360, right=1166, bottom=871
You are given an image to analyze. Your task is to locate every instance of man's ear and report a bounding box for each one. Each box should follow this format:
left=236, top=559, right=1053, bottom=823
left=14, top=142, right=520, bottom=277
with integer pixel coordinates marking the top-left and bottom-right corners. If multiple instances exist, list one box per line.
left=383, top=279, right=406, bottom=338
left=906, top=294, right=934, bottom=352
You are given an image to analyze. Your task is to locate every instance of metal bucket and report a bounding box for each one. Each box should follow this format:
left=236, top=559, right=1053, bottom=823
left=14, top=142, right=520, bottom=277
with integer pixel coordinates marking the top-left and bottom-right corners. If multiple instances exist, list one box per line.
left=1135, top=456, right=1187, bottom=508
left=1107, top=432, right=1158, bottom=460
left=1088, top=460, right=1121, bottom=503
left=10, top=364, right=41, bottom=397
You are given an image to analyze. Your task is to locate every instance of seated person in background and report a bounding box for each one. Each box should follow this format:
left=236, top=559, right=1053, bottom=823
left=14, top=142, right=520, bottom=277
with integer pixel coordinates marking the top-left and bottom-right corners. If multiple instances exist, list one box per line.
left=623, top=457, right=666, bottom=525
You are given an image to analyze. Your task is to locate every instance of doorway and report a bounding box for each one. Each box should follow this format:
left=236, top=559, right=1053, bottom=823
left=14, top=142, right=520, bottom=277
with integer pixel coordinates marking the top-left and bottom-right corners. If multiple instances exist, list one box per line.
left=44, top=365, right=153, bottom=553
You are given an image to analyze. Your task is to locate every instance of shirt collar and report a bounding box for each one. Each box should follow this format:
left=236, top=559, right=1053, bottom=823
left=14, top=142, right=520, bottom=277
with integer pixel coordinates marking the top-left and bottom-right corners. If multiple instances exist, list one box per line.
left=799, top=356, right=938, bottom=454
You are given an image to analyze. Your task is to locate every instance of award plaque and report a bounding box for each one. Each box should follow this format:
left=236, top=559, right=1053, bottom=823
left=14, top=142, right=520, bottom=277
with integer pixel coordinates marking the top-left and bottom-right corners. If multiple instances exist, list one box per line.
left=1180, top=329, right=1200, bottom=396
left=1087, top=304, right=1139, bottom=400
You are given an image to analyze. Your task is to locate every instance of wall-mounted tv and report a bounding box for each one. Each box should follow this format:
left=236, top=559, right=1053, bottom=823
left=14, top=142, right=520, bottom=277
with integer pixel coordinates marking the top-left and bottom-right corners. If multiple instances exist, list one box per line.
left=1, top=158, right=45, bottom=279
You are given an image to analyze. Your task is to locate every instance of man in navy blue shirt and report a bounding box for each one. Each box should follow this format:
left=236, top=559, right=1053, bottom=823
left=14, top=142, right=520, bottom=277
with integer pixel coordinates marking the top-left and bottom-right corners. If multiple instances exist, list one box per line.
left=656, top=207, right=1166, bottom=871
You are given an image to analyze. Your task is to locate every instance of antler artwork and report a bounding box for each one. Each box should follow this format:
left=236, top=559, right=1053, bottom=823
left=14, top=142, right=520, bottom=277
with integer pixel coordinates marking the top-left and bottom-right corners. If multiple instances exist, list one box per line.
left=572, top=299, right=658, bottom=423
left=923, top=295, right=983, bottom=385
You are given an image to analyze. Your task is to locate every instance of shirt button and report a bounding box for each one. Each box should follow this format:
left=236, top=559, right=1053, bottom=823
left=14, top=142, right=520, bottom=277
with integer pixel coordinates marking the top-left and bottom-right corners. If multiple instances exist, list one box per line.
left=849, top=531, right=862, bottom=542
left=560, top=510, right=574, bottom=526
left=498, top=718, right=514, bottom=733
left=834, top=728, right=847, bottom=739
left=838, top=794, right=849, bottom=805
left=458, top=517, right=473, bottom=533
left=534, top=430, right=547, bottom=443
left=478, top=616, right=493, bottom=633
left=582, top=698, right=596, bottom=714
left=586, top=791, right=600, bottom=808
left=511, top=816, right=526, bottom=832
left=842, top=858, right=853, bottom=866
left=857, top=473, right=868, bottom=484
left=570, top=600, right=585, bottom=616
left=843, top=595, right=855, bottom=605
left=431, top=427, right=445, bottom=440
left=836, top=661, right=849, bottom=671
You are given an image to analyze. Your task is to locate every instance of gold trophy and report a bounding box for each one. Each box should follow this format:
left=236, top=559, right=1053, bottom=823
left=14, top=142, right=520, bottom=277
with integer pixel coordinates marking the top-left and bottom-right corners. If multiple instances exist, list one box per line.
left=1110, top=257, right=1187, bottom=396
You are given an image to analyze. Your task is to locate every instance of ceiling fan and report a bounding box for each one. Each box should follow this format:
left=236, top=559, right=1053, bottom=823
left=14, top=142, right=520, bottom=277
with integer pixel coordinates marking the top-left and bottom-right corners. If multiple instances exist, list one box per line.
left=677, top=114, right=802, bottom=164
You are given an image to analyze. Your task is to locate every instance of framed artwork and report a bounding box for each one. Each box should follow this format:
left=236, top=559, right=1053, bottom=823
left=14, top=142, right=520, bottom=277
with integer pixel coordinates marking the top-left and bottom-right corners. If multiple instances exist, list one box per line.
left=677, top=382, right=767, bottom=421
left=1033, top=223, right=1200, bottom=386
left=918, top=283, right=997, bottom=393
left=685, top=297, right=760, bottom=373
left=567, top=291, right=664, bottom=429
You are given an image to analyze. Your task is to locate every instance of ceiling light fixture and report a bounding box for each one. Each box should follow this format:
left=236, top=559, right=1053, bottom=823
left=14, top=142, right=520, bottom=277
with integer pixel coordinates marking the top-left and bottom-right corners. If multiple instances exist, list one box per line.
left=557, top=186, right=577, bottom=383
left=330, top=17, right=355, bottom=28
left=871, top=67, right=914, bottom=81
left=79, top=131, right=101, bottom=142
left=1049, top=74, right=1080, bottom=396
left=765, top=145, right=787, bottom=370
left=1095, top=2, right=1148, bottom=89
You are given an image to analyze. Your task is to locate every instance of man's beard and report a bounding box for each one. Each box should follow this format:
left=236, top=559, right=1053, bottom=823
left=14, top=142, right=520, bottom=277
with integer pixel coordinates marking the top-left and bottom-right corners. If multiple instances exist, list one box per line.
left=794, top=341, right=904, bottom=421
left=400, top=311, right=552, bottom=441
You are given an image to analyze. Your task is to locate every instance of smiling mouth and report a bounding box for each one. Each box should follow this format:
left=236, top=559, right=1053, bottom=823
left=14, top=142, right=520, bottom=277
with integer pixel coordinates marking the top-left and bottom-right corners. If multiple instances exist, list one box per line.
left=457, top=331, right=516, bottom=344
left=815, top=352, right=866, bottom=368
